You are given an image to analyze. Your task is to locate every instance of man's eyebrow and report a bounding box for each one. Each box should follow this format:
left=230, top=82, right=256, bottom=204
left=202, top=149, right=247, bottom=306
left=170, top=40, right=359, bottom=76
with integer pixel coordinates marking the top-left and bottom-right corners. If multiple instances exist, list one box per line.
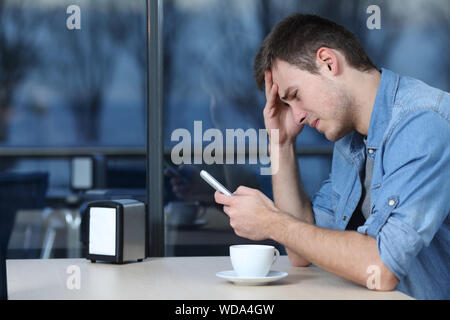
left=281, top=86, right=297, bottom=100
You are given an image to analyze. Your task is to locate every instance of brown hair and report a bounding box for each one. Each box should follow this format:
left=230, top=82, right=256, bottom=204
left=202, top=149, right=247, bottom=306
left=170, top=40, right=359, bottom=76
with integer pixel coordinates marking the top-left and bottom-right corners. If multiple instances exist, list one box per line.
left=254, top=14, right=377, bottom=90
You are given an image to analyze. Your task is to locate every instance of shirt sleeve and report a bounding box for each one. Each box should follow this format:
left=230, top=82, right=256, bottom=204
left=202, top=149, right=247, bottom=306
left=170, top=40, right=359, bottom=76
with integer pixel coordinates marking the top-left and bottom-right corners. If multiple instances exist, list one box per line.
left=312, top=175, right=340, bottom=230
left=357, top=109, right=450, bottom=280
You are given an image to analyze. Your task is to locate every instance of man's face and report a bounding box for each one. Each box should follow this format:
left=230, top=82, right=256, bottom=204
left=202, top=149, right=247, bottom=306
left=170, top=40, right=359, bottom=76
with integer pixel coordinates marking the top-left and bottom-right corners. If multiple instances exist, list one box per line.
left=271, top=59, right=355, bottom=142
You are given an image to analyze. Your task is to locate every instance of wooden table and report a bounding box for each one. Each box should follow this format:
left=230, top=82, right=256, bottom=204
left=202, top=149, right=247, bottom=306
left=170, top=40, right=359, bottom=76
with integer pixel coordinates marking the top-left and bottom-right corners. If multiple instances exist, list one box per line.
left=6, top=256, right=412, bottom=300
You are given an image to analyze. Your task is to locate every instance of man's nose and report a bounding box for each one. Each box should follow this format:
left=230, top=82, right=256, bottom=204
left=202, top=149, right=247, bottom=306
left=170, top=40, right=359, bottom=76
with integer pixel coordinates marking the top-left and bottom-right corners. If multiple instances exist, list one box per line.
left=295, top=112, right=307, bottom=125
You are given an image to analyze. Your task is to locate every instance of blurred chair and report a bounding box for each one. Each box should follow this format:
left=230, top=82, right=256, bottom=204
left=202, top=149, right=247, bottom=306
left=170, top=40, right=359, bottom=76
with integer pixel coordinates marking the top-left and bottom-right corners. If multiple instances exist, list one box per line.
left=0, top=171, right=48, bottom=300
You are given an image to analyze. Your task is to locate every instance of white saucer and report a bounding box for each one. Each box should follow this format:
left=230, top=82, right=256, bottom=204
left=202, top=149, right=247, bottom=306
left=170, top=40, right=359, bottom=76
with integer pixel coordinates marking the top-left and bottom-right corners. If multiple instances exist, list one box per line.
left=216, top=270, right=288, bottom=286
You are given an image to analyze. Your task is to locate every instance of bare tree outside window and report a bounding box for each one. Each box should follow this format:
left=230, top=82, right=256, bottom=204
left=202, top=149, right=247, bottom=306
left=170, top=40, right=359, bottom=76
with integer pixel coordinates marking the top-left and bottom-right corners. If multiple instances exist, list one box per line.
left=0, top=0, right=43, bottom=144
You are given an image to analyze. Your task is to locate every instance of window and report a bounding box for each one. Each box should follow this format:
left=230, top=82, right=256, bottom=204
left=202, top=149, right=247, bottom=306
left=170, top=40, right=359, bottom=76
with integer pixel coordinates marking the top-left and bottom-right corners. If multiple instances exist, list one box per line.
left=0, top=0, right=147, bottom=259
left=160, top=0, right=449, bottom=256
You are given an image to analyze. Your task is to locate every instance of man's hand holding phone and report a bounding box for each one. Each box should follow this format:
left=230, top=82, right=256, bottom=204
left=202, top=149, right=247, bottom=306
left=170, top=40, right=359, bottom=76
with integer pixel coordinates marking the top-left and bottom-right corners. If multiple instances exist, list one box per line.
left=201, top=170, right=281, bottom=241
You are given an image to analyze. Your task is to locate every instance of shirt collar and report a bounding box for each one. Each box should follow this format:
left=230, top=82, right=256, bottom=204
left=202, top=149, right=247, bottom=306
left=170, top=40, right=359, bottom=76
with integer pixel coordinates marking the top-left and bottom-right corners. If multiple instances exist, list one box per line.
left=365, top=68, right=400, bottom=150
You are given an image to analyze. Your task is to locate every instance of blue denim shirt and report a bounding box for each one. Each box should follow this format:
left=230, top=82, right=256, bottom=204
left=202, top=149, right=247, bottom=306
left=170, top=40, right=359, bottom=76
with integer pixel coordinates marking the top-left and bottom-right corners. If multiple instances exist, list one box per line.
left=312, top=68, right=450, bottom=299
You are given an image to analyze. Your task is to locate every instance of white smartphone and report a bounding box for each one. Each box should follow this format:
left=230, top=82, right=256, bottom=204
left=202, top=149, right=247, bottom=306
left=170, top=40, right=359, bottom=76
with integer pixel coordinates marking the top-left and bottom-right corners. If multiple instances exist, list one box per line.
left=200, top=170, right=233, bottom=196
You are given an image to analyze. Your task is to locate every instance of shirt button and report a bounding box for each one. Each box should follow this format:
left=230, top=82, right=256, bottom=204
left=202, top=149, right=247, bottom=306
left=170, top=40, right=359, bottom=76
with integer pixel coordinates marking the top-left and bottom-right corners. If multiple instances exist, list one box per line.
left=388, top=200, right=395, bottom=206
left=368, top=149, right=375, bottom=154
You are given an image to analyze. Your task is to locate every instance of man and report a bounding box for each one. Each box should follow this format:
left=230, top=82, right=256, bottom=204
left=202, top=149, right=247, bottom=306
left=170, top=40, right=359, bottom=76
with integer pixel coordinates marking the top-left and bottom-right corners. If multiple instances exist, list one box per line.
left=214, top=14, right=449, bottom=299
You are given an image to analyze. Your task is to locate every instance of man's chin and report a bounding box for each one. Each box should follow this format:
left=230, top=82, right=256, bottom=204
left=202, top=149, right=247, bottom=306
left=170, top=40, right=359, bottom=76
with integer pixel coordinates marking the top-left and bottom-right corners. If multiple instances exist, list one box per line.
left=325, top=134, right=338, bottom=142
left=324, top=129, right=347, bottom=142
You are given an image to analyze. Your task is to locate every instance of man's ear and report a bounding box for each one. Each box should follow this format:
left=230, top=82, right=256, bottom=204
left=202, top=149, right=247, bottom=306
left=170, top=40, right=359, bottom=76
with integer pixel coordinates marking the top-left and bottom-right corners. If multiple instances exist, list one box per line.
left=316, top=47, right=339, bottom=75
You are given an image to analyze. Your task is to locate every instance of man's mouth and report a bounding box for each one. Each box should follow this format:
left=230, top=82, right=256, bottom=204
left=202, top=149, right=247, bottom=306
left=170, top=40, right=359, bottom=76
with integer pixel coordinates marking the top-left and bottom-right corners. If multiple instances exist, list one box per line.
left=311, top=119, right=320, bottom=129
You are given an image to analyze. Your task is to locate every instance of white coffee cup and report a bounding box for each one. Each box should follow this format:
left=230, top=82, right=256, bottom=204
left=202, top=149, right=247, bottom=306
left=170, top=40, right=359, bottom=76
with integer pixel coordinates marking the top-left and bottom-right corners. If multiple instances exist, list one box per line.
left=230, top=244, right=280, bottom=277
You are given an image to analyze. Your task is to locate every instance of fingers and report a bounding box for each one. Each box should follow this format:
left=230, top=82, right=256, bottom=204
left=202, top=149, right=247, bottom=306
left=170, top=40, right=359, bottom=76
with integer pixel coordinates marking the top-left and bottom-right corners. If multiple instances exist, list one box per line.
left=263, top=85, right=279, bottom=122
left=264, top=70, right=272, bottom=100
left=222, top=205, right=231, bottom=217
left=215, top=192, right=233, bottom=219
left=264, top=71, right=279, bottom=118
left=264, top=70, right=277, bottom=105
left=267, top=83, right=278, bottom=109
left=234, top=185, right=258, bottom=196
left=214, top=190, right=233, bottom=205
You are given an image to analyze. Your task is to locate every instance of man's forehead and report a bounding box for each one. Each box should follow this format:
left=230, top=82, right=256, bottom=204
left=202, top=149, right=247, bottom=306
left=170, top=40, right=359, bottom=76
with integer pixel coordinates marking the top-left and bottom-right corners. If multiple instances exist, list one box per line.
left=272, top=59, right=299, bottom=82
left=272, top=59, right=301, bottom=96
